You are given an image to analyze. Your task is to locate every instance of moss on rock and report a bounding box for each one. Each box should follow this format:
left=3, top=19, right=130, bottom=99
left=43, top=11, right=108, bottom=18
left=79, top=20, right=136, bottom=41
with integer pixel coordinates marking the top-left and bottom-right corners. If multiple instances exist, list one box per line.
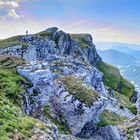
left=114, top=92, right=137, bottom=115
left=44, top=105, right=70, bottom=134
left=37, top=31, right=52, bottom=38
left=70, top=34, right=90, bottom=49
left=98, top=110, right=126, bottom=127
left=58, top=76, right=100, bottom=107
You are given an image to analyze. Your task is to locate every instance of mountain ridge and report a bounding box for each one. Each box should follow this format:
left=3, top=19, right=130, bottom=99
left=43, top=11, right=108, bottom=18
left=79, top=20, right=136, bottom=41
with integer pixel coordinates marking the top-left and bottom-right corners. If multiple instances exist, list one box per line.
left=95, top=42, right=140, bottom=51
left=98, top=49, right=137, bottom=66
left=98, top=48, right=140, bottom=90
left=0, top=27, right=139, bottom=140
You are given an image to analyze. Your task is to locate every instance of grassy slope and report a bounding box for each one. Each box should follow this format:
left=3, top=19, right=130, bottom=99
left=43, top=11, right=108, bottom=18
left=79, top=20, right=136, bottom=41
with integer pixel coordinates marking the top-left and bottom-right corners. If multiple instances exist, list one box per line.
left=96, top=61, right=137, bottom=115
left=0, top=31, right=54, bottom=49
left=0, top=33, right=137, bottom=135
left=0, top=55, right=48, bottom=139
left=114, top=92, right=137, bottom=115
left=98, top=92, right=137, bottom=127
left=98, top=110, right=126, bottom=127
left=70, top=34, right=135, bottom=99
left=97, top=62, right=135, bottom=98
left=0, top=36, right=24, bottom=49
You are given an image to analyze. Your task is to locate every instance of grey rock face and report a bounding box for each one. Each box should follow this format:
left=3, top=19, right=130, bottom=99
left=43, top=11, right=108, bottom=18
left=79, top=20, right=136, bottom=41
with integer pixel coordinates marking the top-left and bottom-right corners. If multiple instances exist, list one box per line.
left=119, top=115, right=140, bottom=140
left=45, top=27, right=58, bottom=34
left=97, top=125, right=121, bottom=140
left=106, top=100, right=134, bottom=119
left=78, top=125, right=122, bottom=140
left=0, top=27, right=137, bottom=139
left=0, top=45, right=37, bottom=61
left=131, top=91, right=138, bottom=103
left=50, top=82, right=107, bottom=136
left=136, top=97, right=140, bottom=114
left=30, top=125, right=77, bottom=140
left=17, top=55, right=108, bottom=136
left=0, top=28, right=101, bottom=66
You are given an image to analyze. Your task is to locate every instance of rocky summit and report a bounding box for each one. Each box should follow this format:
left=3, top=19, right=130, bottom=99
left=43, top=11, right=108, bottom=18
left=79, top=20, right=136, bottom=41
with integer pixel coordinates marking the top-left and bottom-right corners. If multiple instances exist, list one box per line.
left=0, top=27, right=140, bottom=140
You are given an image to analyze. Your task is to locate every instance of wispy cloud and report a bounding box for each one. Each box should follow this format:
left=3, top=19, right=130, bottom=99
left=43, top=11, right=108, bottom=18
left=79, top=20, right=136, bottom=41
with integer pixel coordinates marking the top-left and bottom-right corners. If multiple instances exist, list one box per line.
left=62, top=19, right=88, bottom=30
left=0, top=0, right=24, bottom=20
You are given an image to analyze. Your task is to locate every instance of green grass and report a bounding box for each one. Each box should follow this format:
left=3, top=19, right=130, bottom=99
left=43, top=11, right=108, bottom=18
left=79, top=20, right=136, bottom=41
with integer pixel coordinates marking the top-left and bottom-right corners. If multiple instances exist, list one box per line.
left=0, top=55, right=46, bottom=139
left=0, top=35, right=27, bottom=49
left=98, top=110, right=126, bottom=127
left=120, top=78, right=135, bottom=98
left=0, top=69, right=27, bottom=106
left=0, top=96, right=46, bottom=139
left=0, top=102, right=35, bottom=139
left=0, top=30, right=52, bottom=49
left=0, top=56, right=31, bottom=106
left=97, top=62, right=134, bottom=99
left=58, top=76, right=100, bottom=107
left=37, top=31, right=52, bottom=38
left=97, top=62, right=121, bottom=89
left=120, top=116, right=140, bottom=140
left=114, top=92, right=137, bottom=115
left=70, top=34, right=90, bottom=49
left=52, top=61, right=71, bottom=67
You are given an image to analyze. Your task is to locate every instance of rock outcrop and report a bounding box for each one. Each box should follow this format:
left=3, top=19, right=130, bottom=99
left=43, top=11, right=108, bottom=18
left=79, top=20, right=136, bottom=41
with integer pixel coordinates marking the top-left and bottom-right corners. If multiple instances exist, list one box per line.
left=136, top=96, right=140, bottom=114
left=0, top=27, right=138, bottom=140
left=97, top=125, right=121, bottom=140
left=119, top=115, right=140, bottom=140
left=17, top=56, right=107, bottom=136
left=0, top=27, right=101, bottom=65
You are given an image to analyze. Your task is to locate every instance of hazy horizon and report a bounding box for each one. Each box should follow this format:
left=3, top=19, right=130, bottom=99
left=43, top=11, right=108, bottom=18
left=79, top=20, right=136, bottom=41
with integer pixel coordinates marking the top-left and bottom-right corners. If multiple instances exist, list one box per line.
left=0, top=0, right=140, bottom=44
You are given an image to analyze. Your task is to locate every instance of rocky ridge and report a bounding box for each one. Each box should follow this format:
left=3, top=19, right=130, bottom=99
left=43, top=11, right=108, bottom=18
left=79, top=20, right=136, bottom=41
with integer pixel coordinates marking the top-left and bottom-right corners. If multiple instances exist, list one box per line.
left=0, top=27, right=139, bottom=140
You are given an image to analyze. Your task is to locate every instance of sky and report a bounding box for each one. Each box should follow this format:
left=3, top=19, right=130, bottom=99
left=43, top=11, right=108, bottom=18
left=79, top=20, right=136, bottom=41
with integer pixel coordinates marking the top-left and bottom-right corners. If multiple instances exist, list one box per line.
left=0, top=0, right=140, bottom=44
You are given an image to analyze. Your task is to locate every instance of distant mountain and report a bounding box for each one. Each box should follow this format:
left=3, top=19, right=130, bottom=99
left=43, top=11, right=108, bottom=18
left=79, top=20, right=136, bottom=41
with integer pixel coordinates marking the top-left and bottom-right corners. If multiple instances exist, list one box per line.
left=112, top=46, right=140, bottom=59
left=111, top=46, right=135, bottom=54
left=95, top=42, right=140, bottom=51
left=131, top=50, right=140, bottom=59
left=95, top=42, right=116, bottom=50
left=123, top=65, right=140, bottom=89
left=0, top=27, right=138, bottom=139
left=98, top=49, right=137, bottom=66
left=98, top=48, right=140, bottom=90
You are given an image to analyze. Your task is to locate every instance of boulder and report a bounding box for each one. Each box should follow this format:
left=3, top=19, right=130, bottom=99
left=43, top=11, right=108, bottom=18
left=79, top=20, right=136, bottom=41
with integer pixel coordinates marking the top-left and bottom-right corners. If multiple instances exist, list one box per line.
left=45, top=27, right=58, bottom=34
left=131, top=90, right=138, bottom=103
left=17, top=56, right=108, bottom=136
left=98, top=125, right=121, bottom=140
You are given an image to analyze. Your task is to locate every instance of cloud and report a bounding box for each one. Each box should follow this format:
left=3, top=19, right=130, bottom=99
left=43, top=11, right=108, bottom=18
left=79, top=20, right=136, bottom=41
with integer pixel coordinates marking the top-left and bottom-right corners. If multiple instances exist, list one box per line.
left=0, top=0, right=23, bottom=20
left=62, top=19, right=88, bottom=30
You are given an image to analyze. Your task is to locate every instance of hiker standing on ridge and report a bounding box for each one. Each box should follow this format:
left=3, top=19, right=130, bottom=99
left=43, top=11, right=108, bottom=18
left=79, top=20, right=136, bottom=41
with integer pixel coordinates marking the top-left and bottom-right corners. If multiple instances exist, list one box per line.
left=26, top=30, right=28, bottom=35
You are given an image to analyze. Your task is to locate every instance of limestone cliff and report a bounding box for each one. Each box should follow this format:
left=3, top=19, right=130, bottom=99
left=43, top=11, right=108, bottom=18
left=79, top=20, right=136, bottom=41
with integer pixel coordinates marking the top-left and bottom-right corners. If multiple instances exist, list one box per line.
left=0, top=27, right=139, bottom=140
left=0, top=27, right=101, bottom=64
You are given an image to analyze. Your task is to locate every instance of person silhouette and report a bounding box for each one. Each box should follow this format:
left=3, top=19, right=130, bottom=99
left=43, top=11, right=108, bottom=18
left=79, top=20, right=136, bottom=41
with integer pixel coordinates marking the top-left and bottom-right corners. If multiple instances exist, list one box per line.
left=26, top=30, right=28, bottom=35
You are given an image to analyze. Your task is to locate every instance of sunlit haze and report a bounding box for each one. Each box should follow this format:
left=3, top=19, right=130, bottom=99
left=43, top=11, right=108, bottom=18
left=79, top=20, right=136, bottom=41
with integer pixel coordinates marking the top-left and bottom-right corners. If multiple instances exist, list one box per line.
left=0, top=0, right=140, bottom=44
